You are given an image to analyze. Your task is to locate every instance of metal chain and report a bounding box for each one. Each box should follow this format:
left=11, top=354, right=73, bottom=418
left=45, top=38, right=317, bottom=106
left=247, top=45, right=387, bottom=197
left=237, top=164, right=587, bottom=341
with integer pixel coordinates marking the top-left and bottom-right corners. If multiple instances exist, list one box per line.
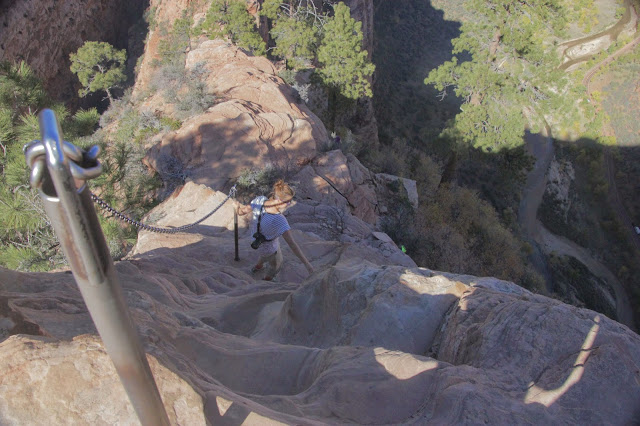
left=91, top=185, right=236, bottom=234
left=25, top=137, right=236, bottom=234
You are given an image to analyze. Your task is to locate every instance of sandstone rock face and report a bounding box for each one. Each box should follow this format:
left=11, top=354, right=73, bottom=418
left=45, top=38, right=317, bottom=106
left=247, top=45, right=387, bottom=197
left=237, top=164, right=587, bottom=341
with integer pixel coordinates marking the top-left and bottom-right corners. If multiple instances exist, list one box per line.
left=343, top=0, right=374, bottom=60
left=0, top=0, right=142, bottom=102
left=141, top=39, right=327, bottom=190
left=130, top=0, right=208, bottom=102
left=293, top=150, right=418, bottom=225
left=0, top=334, right=206, bottom=425
left=294, top=150, right=378, bottom=223
left=1, top=183, right=639, bottom=424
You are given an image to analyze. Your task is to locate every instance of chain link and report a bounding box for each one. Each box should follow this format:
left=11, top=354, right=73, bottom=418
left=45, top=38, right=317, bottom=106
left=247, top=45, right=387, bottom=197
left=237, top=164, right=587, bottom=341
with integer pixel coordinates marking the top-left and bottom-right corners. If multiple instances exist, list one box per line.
left=25, top=137, right=237, bottom=234
left=91, top=186, right=236, bottom=234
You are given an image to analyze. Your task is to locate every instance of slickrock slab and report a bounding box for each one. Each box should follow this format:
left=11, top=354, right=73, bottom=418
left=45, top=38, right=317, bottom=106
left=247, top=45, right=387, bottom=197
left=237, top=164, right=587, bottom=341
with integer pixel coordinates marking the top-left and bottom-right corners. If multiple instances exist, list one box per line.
left=2, top=187, right=639, bottom=425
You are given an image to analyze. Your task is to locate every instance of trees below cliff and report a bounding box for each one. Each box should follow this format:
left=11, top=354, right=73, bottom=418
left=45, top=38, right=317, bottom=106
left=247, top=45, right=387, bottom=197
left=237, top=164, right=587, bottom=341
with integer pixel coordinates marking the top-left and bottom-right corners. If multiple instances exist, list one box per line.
left=0, top=62, right=100, bottom=270
left=424, top=0, right=571, bottom=151
left=199, top=0, right=374, bottom=101
left=70, top=41, right=128, bottom=105
left=317, top=3, right=375, bottom=99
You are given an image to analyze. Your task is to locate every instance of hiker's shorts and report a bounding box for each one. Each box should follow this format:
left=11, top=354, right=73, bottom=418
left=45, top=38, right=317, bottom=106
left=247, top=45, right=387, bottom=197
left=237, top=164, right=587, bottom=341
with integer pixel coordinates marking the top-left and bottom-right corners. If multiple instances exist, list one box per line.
left=258, top=249, right=283, bottom=278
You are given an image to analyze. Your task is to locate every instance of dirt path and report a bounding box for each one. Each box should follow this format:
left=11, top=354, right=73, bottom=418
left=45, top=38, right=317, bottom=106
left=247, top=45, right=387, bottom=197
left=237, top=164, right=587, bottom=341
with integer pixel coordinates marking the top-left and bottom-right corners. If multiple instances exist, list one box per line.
left=559, top=0, right=637, bottom=71
left=518, top=129, right=555, bottom=291
left=518, top=0, right=639, bottom=331
left=519, top=131, right=635, bottom=329
left=583, top=35, right=640, bottom=100
left=537, top=222, right=630, bottom=325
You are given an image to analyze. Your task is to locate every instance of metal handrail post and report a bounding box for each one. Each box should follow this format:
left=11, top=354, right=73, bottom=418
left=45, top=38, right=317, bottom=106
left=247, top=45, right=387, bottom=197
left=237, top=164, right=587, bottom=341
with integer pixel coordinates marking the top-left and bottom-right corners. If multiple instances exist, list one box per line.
left=234, top=208, right=240, bottom=261
left=32, top=109, right=170, bottom=426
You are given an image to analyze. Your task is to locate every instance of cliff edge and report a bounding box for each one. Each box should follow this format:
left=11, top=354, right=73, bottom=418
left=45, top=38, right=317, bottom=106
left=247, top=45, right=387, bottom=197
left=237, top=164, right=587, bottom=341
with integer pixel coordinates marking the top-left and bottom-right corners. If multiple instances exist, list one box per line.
left=1, top=181, right=639, bottom=424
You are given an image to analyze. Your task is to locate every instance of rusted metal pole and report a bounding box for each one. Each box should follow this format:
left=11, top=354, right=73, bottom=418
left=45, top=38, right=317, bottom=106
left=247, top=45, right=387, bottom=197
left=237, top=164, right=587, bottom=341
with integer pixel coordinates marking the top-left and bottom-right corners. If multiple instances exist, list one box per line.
left=28, top=109, right=170, bottom=426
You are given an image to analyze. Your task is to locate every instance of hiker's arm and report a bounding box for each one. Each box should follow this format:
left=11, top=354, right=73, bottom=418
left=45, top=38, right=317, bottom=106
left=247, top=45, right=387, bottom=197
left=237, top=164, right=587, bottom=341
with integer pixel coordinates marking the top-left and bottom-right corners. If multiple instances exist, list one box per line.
left=282, top=230, right=314, bottom=274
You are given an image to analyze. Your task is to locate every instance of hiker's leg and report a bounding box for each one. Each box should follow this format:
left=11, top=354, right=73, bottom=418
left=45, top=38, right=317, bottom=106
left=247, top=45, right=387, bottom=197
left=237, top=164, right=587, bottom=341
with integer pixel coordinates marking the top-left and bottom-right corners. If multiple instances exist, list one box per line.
left=264, top=250, right=283, bottom=281
left=273, top=249, right=284, bottom=276
left=252, top=253, right=270, bottom=274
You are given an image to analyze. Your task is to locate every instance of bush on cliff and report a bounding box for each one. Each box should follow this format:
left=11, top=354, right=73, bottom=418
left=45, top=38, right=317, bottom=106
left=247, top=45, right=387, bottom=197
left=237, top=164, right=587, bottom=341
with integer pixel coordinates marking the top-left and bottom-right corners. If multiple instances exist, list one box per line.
left=200, top=0, right=266, bottom=55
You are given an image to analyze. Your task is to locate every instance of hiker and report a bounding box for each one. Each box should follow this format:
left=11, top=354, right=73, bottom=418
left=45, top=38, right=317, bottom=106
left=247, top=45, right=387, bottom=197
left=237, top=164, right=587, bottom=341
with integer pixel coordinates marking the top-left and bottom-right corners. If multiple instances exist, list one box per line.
left=237, top=180, right=314, bottom=281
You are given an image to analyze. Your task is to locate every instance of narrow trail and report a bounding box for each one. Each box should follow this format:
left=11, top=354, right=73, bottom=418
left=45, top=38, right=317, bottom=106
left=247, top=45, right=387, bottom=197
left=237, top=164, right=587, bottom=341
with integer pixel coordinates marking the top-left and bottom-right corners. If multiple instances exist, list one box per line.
left=559, top=0, right=637, bottom=71
left=583, top=35, right=640, bottom=100
left=518, top=130, right=555, bottom=291
left=518, top=2, right=639, bottom=330
left=519, top=131, right=635, bottom=330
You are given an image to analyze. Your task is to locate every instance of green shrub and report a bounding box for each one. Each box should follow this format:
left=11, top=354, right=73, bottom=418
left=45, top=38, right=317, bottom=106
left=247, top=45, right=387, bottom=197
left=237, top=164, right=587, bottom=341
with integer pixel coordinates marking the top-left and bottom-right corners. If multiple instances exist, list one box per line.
left=160, top=116, right=182, bottom=130
left=278, top=69, right=297, bottom=86
left=149, top=61, right=216, bottom=118
left=200, top=0, right=266, bottom=55
left=69, top=108, right=100, bottom=136
left=235, top=164, right=282, bottom=201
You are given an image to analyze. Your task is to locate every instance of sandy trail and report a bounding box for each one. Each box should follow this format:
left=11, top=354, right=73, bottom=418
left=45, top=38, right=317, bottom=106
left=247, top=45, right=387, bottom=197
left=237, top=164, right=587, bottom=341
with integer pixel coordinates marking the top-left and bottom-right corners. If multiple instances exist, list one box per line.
left=518, top=129, right=635, bottom=330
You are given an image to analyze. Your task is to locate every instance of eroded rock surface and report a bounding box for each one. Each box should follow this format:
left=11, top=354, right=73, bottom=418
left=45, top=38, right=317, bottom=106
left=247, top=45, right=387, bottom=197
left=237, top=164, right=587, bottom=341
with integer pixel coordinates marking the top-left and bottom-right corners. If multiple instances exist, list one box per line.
left=0, top=0, right=143, bottom=102
left=1, top=183, right=639, bottom=425
left=141, top=39, right=328, bottom=191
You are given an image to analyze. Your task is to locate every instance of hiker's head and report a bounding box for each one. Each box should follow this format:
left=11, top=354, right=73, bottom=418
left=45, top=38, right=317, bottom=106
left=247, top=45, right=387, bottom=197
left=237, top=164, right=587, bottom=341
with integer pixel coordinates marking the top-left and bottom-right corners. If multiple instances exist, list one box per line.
left=272, top=179, right=294, bottom=206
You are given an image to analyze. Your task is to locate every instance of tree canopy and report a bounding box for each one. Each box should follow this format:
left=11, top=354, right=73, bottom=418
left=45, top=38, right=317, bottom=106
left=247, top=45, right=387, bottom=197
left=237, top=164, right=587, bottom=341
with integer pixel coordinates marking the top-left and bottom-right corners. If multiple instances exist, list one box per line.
left=0, top=61, right=101, bottom=271
left=268, top=12, right=319, bottom=70
left=70, top=41, right=127, bottom=104
left=425, top=0, right=568, bottom=151
left=201, top=0, right=266, bottom=55
left=200, top=0, right=374, bottom=100
left=317, top=2, right=375, bottom=99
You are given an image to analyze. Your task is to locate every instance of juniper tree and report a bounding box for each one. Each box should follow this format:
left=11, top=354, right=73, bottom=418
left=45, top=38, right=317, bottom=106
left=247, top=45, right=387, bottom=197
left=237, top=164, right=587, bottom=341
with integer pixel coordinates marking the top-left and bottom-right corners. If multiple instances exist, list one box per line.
left=270, top=16, right=318, bottom=69
left=317, top=2, right=375, bottom=100
left=201, top=0, right=266, bottom=56
left=425, top=0, right=569, bottom=151
left=70, top=41, right=127, bottom=104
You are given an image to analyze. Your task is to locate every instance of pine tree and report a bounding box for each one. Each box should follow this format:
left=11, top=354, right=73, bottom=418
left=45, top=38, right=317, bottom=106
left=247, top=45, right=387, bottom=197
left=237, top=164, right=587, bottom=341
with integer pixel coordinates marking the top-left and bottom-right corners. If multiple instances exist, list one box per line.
left=425, top=0, right=568, bottom=151
left=271, top=16, right=318, bottom=70
left=0, top=61, right=93, bottom=271
left=0, top=61, right=48, bottom=119
left=261, top=0, right=329, bottom=69
left=70, top=41, right=127, bottom=104
left=201, top=0, right=266, bottom=56
left=316, top=2, right=375, bottom=100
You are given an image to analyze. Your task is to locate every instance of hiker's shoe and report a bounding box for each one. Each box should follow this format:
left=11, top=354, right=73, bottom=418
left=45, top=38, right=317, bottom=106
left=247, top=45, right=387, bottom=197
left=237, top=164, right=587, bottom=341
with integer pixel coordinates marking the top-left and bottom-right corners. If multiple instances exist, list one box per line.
left=251, top=264, right=263, bottom=273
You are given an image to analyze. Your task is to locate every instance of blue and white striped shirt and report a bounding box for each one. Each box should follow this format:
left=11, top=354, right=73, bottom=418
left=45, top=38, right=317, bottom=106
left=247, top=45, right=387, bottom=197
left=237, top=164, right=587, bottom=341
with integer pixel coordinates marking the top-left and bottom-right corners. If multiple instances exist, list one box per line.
left=250, top=196, right=291, bottom=255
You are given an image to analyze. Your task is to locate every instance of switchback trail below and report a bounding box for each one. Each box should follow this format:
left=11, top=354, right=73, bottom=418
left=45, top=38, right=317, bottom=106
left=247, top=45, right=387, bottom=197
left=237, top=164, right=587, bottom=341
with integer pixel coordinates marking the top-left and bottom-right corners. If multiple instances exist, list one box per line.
left=518, top=131, right=635, bottom=330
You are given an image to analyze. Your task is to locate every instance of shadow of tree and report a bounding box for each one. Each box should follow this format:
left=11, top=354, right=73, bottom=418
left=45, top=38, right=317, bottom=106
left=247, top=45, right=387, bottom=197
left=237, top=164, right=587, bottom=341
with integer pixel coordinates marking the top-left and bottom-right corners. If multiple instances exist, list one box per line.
left=372, top=0, right=463, bottom=152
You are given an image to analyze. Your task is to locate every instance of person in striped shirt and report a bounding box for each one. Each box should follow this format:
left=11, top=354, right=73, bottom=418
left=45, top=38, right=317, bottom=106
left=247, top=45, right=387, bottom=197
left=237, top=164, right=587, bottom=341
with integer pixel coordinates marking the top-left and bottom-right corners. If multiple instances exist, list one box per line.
left=237, top=180, right=314, bottom=281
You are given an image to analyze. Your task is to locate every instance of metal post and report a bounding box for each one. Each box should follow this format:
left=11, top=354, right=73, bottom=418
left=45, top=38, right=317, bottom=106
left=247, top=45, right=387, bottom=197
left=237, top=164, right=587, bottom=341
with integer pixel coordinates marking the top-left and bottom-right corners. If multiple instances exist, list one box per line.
left=29, top=110, right=170, bottom=426
left=234, top=208, right=240, bottom=261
